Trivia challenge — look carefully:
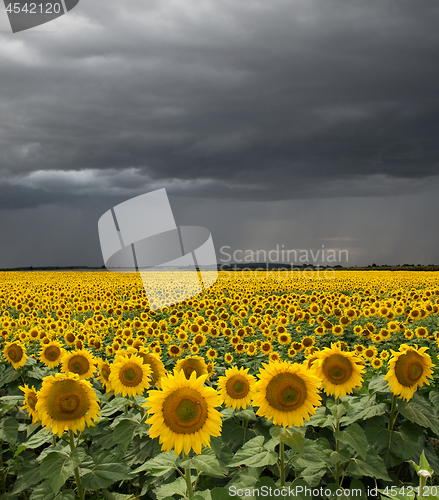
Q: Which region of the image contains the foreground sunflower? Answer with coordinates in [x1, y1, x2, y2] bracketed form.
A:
[3, 341, 27, 369]
[19, 384, 39, 423]
[61, 349, 96, 379]
[109, 354, 151, 397]
[40, 341, 65, 368]
[35, 373, 100, 437]
[383, 344, 433, 401]
[218, 366, 256, 410]
[313, 343, 364, 399]
[175, 356, 208, 380]
[144, 370, 222, 455]
[253, 360, 321, 428]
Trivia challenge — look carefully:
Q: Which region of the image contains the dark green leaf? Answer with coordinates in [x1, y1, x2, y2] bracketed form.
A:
[327, 399, 350, 420]
[12, 460, 43, 494]
[348, 448, 391, 481]
[334, 423, 368, 459]
[40, 448, 86, 494]
[269, 425, 305, 454]
[368, 375, 391, 394]
[81, 452, 132, 491]
[180, 449, 224, 476]
[112, 419, 137, 453]
[24, 428, 54, 449]
[228, 436, 278, 467]
[133, 451, 178, 476]
[156, 476, 189, 500]
[0, 417, 18, 443]
[100, 396, 130, 417]
[398, 394, 439, 436]
[0, 366, 20, 388]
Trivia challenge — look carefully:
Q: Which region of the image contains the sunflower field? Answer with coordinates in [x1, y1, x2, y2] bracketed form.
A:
[1, 270, 439, 500]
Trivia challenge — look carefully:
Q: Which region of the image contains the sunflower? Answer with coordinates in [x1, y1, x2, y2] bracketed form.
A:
[40, 341, 65, 368]
[61, 349, 96, 379]
[19, 384, 39, 423]
[206, 348, 218, 360]
[380, 350, 390, 361]
[168, 345, 182, 358]
[109, 354, 151, 398]
[144, 370, 223, 455]
[3, 341, 27, 369]
[313, 344, 364, 399]
[363, 346, 378, 360]
[224, 353, 234, 364]
[383, 345, 434, 401]
[36, 372, 100, 437]
[333, 325, 344, 336]
[218, 366, 255, 410]
[415, 327, 428, 339]
[135, 350, 168, 388]
[278, 333, 292, 346]
[404, 329, 414, 340]
[372, 358, 383, 369]
[96, 359, 112, 392]
[175, 356, 208, 380]
[300, 337, 314, 350]
[288, 348, 297, 358]
[260, 342, 273, 355]
[253, 360, 321, 428]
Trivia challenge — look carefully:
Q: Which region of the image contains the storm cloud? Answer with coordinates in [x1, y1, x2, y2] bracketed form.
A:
[0, 0, 439, 267]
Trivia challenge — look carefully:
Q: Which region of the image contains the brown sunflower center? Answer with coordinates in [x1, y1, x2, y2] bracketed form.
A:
[266, 372, 307, 412]
[322, 354, 353, 385]
[8, 344, 23, 362]
[120, 362, 144, 387]
[394, 351, 424, 386]
[46, 380, 89, 421]
[181, 360, 204, 379]
[226, 375, 249, 399]
[162, 387, 208, 434]
[68, 355, 90, 375]
[45, 346, 61, 361]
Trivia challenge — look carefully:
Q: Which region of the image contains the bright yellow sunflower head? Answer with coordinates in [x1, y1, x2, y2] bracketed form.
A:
[3, 341, 27, 369]
[109, 354, 151, 398]
[61, 349, 96, 379]
[313, 343, 364, 399]
[383, 345, 434, 401]
[253, 360, 321, 428]
[40, 341, 65, 368]
[218, 366, 256, 410]
[144, 370, 223, 455]
[35, 372, 100, 437]
[175, 356, 208, 380]
[19, 384, 39, 423]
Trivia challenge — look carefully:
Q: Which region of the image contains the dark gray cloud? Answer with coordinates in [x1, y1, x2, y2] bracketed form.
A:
[0, 0, 439, 266]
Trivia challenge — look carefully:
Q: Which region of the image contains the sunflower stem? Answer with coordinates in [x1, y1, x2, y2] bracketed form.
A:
[242, 417, 249, 444]
[185, 466, 194, 499]
[388, 394, 398, 431]
[69, 430, 85, 500]
[279, 440, 286, 487]
[335, 398, 341, 488]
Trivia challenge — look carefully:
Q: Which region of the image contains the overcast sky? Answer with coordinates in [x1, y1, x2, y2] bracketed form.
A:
[1, 0, 439, 268]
